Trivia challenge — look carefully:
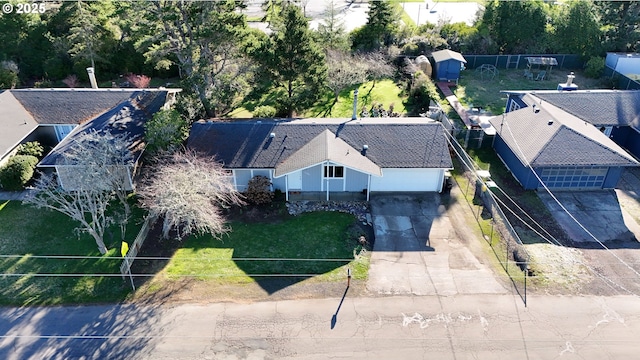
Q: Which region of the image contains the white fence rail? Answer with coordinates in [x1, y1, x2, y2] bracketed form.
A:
[120, 215, 157, 277]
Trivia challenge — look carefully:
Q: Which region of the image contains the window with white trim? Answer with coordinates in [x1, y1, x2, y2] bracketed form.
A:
[323, 165, 344, 178]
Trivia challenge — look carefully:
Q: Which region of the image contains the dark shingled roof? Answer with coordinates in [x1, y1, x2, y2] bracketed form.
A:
[527, 90, 640, 127]
[39, 91, 168, 166]
[10, 89, 139, 125]
[489, 94, 638, 168]
[187, 121, 453, 170]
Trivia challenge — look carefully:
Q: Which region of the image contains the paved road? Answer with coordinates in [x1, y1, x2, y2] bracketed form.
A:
[0, 294, 638, 359]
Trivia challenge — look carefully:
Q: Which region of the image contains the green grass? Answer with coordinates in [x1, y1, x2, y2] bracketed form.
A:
[455, 68, 606, 115]
[0, 201, 146, 306]
[159, 212, 369, 284]
[307, 79, 407, 118]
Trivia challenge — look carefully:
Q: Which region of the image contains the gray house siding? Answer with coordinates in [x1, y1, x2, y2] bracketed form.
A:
[234, 169, 252, 191]
[325, 178, 343, 191]
[272, 176, 286, 191]
[603, 167, 624, 189]
[302, 164, 322, 191]
[345, 168, 369, 192]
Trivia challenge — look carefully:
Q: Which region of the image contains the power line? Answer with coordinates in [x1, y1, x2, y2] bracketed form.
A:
[501, 120, 640, 278]
[442, 128, 639, 296]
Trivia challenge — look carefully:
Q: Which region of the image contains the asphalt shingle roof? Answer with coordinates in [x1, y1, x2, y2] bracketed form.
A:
[489, 94, 638, 167]
[39, 91, 168, 166]
[432, 49, 467, 64]
[187, 120, 453, 171]
[9, 89, 140, 124]
[527, 90, 640, 127]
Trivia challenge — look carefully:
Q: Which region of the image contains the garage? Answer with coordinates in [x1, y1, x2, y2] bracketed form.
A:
[370, 168, 444, 192]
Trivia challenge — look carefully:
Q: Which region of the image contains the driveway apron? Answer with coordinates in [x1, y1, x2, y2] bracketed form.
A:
[366, 193, 507, 296]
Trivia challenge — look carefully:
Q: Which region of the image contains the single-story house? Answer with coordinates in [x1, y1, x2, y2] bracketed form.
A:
[489, 93, 639, 190]
[39, 90, 178, 191]
[0, 88, 178, 167]
[431, 49, 466, 83]
[504, 90, 640, 159]
[187, 118, 453, 200]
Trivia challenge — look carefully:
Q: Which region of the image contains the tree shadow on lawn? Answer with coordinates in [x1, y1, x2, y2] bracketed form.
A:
[133, 203, 373, 296]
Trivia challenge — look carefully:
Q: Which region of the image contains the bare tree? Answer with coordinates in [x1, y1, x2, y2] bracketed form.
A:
[25, 174, 114, 254]
[363, 52, 395, 87]
[326, 50, 368, 104]
[24, 130, 135, 255]
[137, 151, 244, 239]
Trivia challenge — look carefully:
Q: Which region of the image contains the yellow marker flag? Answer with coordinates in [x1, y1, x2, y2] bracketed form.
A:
[121, 241, 129, 257]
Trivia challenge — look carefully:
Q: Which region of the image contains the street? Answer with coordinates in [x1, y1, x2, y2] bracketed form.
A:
[1, 294, 637, 359]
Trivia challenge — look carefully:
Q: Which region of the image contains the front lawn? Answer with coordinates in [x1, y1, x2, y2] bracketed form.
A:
[144, 211, 370, 293]
[0, 201, 145, 306]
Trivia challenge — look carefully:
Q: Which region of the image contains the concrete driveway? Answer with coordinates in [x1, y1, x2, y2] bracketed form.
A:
[538, 190, 639, 243]
[366, 193, 507, 296]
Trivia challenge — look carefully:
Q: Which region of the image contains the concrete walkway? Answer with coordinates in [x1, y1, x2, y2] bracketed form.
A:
[366, 193, 507, 296]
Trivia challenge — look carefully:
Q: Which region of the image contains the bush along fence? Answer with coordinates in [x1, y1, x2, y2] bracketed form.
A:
[448, 137, 530, 306]
[464, 54, 583, 70]
[603, 66, 640, 90]
[120, 214, 157, 290]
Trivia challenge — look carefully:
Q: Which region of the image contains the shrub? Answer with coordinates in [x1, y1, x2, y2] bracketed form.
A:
[144, 109, 189, 155]
[0, 155, 38, 190]
[16, 142, 44, 158]
[252, 105, 277, 118]
[584, 56, 605, 79]
[244, 175, 273, 205]
[407, 72, 440, 115]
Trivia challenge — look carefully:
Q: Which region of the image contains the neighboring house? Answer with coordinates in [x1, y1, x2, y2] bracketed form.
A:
[38, 90, 179, 191]
[505, 90, 640, 159]
[187, 118, 453, 201]
[0, 88, 179, 166]
[489, 93, 639, 190]
[431, 49, 466, 83]
[605, 52, 640, 77]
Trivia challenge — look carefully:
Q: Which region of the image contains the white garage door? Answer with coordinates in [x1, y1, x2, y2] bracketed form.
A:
[370, 168, 443, 192]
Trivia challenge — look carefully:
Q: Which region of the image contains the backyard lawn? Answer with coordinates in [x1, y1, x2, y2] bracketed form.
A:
[454, 68, 606, 115]
[232, 78, 407, 119]
[0, 200, 146, 306]
[142, 211, 370, 294]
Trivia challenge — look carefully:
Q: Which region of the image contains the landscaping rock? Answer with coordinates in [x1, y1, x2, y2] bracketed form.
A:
[286, 200, 371, 224]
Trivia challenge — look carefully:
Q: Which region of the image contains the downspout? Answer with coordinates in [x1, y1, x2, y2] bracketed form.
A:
[285, 174, 289, 201]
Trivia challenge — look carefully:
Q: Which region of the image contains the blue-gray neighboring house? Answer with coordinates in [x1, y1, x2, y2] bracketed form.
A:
[504, 90, 640, 159]
[39, 90, 180, 191]
[489, 93, 639, 190]
[431, 49, 466, 83]
[187, 118, 453, 201]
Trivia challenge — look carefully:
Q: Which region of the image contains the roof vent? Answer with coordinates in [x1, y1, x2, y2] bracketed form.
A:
[547, 120, 554, 125]
[269, 132, 275, 138]
[256, 120, 262, 124]
[363, 144, 369, 150]
[532, 104, 540, 113]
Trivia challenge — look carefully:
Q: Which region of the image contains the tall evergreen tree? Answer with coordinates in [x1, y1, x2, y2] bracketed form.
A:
[135, 0, 251, 118]
[253, 4, 326, 117]
[316, 0, 349, 51]
[555, 0, 601, 57]
[596, 1, 640, 52]
[479, 0, 548, 53]
[351, 0, 398, 51]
